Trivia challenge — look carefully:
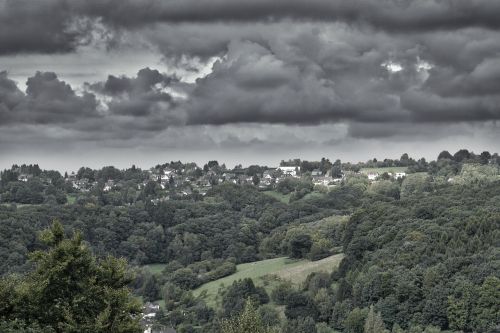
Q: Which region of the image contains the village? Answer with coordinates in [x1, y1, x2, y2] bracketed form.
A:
[59, 162, 406, 203]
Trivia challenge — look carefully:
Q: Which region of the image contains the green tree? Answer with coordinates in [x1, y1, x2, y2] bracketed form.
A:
[141, 272, 160, 302]
[345, 308, 368, 333]
[331, 159, 343, 178]
[221, 278, 269, 317]
[447, 280, 477, 332]
[252, 174, 260, 186]
[284, 291, 318, 320]
[289, 233, 312, 259]
[316, 322, 335, 333]
[364, 305, 387, 333]
[0, 319, 55, 333]
[0, 221, 141, 333]
[437, 151, 453, 160]
[473, 276, 500, 332]
[257, 304, 281, 328]
[270, 281, 294, 305]
[220, 299, 277, 333]
[282, 316, 317, 333]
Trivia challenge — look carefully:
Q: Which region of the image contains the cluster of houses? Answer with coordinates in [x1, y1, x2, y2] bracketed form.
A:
[66, 172, 93, 191]
[10, 162, 408, 203]
[366, 171, 407, 181]
[142, 303, 176, 333]
[146, 166, 298, 193]
[17, 174, 31, 182]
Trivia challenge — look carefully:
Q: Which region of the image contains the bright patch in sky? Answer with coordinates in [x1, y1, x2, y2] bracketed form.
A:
[416, 59, 432, 72]
[382, 61, 403, 73]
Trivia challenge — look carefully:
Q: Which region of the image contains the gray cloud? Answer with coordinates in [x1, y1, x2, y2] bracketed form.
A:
[0, 69, 183, 135]
[162, 22, 499, 129]
[92, 67, 173, 96]
[0, 71, 24, 111]
[1, 0, 500, 147]
[76, 0, 500, 32]
[3, 122, 500, 172]
[89, 67, 178, 119]
[0, 0, 94, 55]
[0, 71, 99, 125]
[2, 0, 500, 56]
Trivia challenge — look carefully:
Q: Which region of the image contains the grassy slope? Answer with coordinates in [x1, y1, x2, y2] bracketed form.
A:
[66, 195, 76, 204]
[274, 254, 343, 281]
[193, 254, 344, 307]
[144, 263, 167, 275]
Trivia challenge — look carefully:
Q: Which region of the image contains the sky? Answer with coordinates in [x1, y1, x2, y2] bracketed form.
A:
[1, 0, 500, 172]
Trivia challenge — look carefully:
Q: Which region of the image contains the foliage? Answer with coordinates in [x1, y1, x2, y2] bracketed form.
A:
[221, 278, 269, 317]
[0, 221, 141, 333]
[282, 316, 317, 333]
[364, 305, 388, 333]
[220, 299, 278, 333]
[1, 151, 500, 331]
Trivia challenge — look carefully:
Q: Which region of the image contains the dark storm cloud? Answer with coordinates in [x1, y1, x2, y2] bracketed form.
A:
[89, 68, 180, 119]
[0, 71, 99, 125]
[2, 0, 500, 142]
[3, 0, 500, 55]
[76, 0, 500, 32]
[401, 90, 500, 123]
[0, 0, 94, 55]
[182, 33, 411, 125]
[92, 67, 173, 96]
[423, 57, 500, 97]
[171, 22, 500, 130]
[0, 71, 24, 110]
[0, 69, 182, 134]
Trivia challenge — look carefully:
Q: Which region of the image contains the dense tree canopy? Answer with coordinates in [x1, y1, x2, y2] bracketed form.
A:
[0, 152, 499, 332]
[0, 221, 141, 333]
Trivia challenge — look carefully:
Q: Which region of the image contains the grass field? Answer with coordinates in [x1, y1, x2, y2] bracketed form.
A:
[273, 254, 343, 282]
[66, 195, 76, 204]
[144, 263, 167, 275]
[302, 191, 326, 201]
[193, 254, 343, 307]
[304, 214, 350, 229]
[360, 166, 407, 174]
[262, 190, 291, 204]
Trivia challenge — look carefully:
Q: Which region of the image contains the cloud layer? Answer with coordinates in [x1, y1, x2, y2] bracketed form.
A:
[1, 0, 500, 164]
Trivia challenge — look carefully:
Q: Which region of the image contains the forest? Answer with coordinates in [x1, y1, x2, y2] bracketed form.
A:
[0, 149, 499, 332]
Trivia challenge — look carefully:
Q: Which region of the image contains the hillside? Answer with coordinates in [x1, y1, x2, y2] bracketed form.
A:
[193, 254, 343, 306]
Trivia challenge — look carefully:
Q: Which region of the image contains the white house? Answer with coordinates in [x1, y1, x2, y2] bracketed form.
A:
[311, 169, 322, 177]
[312, 176, 332, 187]
[395, 172, 406, 179]
[367, 172, 379, 181]
[164, 169, 174, 176]
[18, 174, 30, 182]
[103, 180, 114, 192]
[262, 170, 274, 179]
[278, 166, 300, 177]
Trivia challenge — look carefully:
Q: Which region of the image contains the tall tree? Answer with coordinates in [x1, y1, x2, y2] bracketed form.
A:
[437, 151, 453, 160]
[220, 299, 277, 333]
[364, 305, 387, 333]
[0, 221, 142, 333]
[331, 159, 343, 178]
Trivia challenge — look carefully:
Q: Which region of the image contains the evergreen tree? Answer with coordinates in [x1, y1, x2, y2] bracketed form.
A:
[0, 221, 142, 333]
[364, 305, 387, 333]
[220, 299, 277, 333]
